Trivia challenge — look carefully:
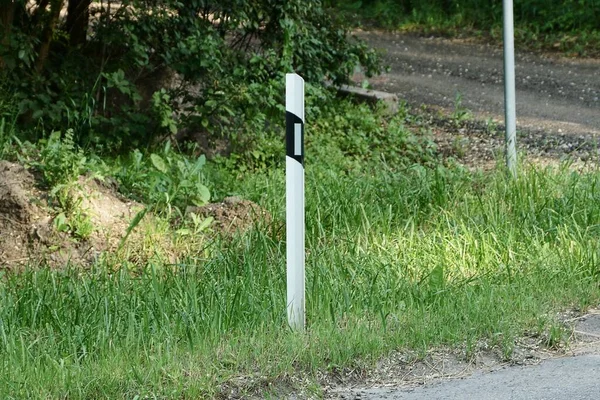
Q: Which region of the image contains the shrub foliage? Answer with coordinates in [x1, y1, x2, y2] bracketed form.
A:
[326, 0, 600, 33]
[0, 0, 380, 150]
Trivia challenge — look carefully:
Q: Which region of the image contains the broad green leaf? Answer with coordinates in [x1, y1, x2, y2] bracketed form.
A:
[193, 184, 210, 205]
[196, 216, 214, 232]
[177, 160, 187, 175]
[150, 153, 168, 174]
[53, 212, 69, 233]
[196, 154, 206, 169]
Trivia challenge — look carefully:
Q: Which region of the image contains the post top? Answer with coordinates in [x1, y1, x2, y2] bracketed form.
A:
[286, 74, 305, 122]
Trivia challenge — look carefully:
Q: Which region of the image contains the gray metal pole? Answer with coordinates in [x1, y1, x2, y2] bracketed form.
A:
[503, 0, 517, 177]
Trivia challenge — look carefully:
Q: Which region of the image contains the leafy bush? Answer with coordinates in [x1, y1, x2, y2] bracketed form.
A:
[307, 100, 438, 174]
[213, 91, 438, 183]
[328, 0, 600, 33]
[0, 0, 381, 151]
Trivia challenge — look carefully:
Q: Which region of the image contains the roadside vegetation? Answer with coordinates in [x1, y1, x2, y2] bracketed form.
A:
[327, 0, 600, 57]
[1, 1, 600, 398]
[2, 91, 600, 397]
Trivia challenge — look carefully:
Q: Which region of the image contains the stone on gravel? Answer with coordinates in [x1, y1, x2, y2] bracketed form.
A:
[337, 84, 399, 115]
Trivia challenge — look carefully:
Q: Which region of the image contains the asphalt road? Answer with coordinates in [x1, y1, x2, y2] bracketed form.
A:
[347, 354, 600, 400]
[329, 311, 600, 399]
[355, 31, 600, 139]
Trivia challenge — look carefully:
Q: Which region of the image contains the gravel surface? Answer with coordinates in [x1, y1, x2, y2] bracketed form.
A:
[353, 31, 600, 167]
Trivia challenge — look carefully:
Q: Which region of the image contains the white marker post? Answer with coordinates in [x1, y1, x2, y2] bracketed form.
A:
[286, 73, 305, 332]
[503, 0, 517, 177]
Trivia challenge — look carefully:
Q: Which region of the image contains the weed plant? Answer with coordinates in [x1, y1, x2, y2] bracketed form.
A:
[0, 88, 18, 159]
[1, 101, 600, 397]
[0, 118, 15, 160]
[113, 142, 211, 212]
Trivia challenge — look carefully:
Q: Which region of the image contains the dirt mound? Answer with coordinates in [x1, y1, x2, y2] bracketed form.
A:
[0, 160, 144, 268]
[0, 161, 272, 268]
[0, 161, 46, 266]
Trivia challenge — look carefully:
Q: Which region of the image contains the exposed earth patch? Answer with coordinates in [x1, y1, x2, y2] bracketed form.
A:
[0, 160, 268, 268]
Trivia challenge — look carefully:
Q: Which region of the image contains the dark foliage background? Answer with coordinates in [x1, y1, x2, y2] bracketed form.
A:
[0, 0, 381, 150]
[326, 0, 600, 32]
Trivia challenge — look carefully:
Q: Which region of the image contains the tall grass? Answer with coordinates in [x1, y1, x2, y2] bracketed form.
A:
[1, 98, 599, 397]
[1, 158, 600, 397]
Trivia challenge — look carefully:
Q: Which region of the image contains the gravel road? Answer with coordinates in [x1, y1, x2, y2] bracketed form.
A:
[354, 31, 600, 165]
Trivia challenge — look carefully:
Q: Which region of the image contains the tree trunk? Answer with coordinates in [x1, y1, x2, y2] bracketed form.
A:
[66, 0, 90, 47]
[35, 0, 64, 74]
[0, 1, 16, 37]
[0, 0, 17, 70]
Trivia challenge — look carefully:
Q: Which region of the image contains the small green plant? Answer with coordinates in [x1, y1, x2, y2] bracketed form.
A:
[452, 136, 469, 158]
[151, 89, 178, 135]
[0, 87, 19, 159]
[16, 129, 95, 241]
[52, 208, 94, 240]
[0, 118, 15, 160]
[115, 143, 211, 213]
[545, 323, 567, 349]
[34, 129, 87, 187]
[48, 180, 94, 241]
[484, 117, 499, 135]
[175, 212, 214, 238]
[451, 92, 472, 124]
